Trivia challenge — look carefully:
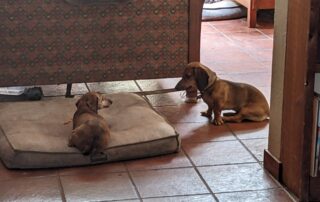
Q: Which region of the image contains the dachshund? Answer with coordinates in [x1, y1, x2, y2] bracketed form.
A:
[175, 62, 270, 125]
[68, 92, 112, 155]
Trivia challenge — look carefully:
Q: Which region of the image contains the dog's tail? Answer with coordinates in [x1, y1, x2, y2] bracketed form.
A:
[70, 125, 95, 155]
[85, 119, 108, 154]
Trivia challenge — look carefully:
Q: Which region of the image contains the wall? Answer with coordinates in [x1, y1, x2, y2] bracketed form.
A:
[268, 0, 288, 159]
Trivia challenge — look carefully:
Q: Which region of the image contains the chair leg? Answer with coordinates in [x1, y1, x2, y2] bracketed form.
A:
[65, 83, 74, 98]
[248, 8, 257, 28]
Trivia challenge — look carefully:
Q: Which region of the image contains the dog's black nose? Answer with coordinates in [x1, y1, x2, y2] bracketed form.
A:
[108, 99, 113, 104]
[175, 82, 182, 91]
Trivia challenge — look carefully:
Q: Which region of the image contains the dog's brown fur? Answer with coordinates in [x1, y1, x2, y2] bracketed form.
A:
[175, 62, 270, 125]
[68, 92, 112, 155]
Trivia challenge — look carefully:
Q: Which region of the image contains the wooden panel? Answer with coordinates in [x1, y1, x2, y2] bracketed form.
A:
[234, 0, 275, 28]
[264, 149, 282, 181]
[308, 0, 320, 200]
[280, 0, 320, 200]
[310, 177, 320, 201]
[234, 0, 275, 9]
[234, 0, 250, 8]
[266, 0, 320, 200]
[256, 0, 275, 9]
[188, 0, 204, 62]
[280, 0, 312, 200]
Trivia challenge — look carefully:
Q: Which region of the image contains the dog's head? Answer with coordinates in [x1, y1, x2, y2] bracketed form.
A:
[175, 62, 217, 92]
[76, 92, 112, 112]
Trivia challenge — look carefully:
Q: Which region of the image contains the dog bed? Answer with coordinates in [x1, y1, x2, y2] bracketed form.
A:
[0, 93, 180, 169]
[202, 0, 247, 21]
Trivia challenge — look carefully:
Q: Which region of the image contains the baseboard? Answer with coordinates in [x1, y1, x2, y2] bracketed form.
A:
[264, 149, 283, 181]
[309, 177, 320, 201]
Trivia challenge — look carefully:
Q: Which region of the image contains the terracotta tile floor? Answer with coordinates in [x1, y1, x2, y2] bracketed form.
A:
[0, 15, 296, 202]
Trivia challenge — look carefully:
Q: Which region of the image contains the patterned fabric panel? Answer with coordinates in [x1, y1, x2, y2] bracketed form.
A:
[0, 0, 189, 86]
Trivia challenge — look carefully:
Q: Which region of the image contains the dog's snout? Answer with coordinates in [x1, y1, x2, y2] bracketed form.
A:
[174, 83, 180, 90]
[108, 99, 113, 105]
[175, 79, 185, 91]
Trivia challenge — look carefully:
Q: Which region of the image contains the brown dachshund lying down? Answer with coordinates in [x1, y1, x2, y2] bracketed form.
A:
[175, 62, 270, 125]
[68, 92, 112, 155]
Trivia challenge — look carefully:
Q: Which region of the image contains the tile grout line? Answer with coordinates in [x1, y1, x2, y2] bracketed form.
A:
[196, 162, 257, 168]
[124, 164, 143, 202]
[207, 23, 234, 43]
[213, 187, 281, 195]
[57, 173, 67, 202]
[94, 198, 139, 202]
[138, 193, 214, 201]
[207, 21, 270, 43]
[182, 137, 268, 144]
[206, 22, 273, 65]
[105, 193, 214, 202]
[0, 174, 68, 201]
[262, 172, 297, 201]
[107, 162, 259, 174]
[225, 124, 264, 164]
[57, 170, 128, 178]
[261, 166, 291, 190]
[225, 124, 289, 192]
[180, 146, 220, 202]
[256, 28, 274, 40]
[58, 170, 141, 202]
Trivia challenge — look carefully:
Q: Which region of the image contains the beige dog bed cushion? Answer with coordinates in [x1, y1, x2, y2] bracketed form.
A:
[0, 93, 180, 169]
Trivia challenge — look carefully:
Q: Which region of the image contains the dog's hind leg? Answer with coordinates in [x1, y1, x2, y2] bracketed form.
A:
[222, 113, 243, 123]
[243, 108, 269, 122]
[224, 106, 268, 123]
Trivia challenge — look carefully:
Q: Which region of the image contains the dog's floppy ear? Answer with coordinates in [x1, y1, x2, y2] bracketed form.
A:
[75, 99, 80, 107]
[194, 67, 209, 91]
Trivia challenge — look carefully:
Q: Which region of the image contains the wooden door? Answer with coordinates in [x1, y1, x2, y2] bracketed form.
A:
[264, 0, 320, 201]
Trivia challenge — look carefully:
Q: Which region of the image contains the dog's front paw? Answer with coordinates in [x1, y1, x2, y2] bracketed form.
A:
[201, 111, 212, 118]
[213, 117, 224, 125]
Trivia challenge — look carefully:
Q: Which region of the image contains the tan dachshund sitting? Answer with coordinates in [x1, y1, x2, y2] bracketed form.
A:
[175, 62, 270, 125]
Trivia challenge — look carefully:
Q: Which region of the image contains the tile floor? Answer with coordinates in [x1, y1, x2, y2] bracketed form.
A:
[0, 14, 296, 202]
